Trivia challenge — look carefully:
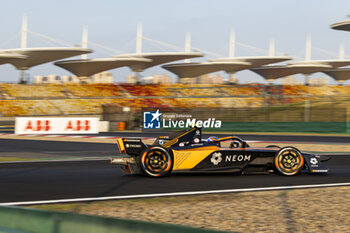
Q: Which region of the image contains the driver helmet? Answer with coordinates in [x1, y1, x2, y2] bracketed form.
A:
[206, 136, 219, 143]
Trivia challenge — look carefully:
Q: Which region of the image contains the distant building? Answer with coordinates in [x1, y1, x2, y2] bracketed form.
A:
[62, 75, 80, 83]
[281, 76, 302, 85]
[212, 74, 224, 84]
[198, 74, 225, 84]
[33, 71, 113, 84]
[179, 78, 196, 84]
[34, 75, 80, 84]
[154, 74, 172, 84]
[127, 75, 138, 84]
[142, 76, 154, 84]
[34, 75, 61, 84]
[228, 74, 238, 84]
[309, 77, 329, 86]
[198, 74, 210, 84]
[139, 74, 172, 84]
[177, 74, 224, 84]
[91, 71, 113, 83]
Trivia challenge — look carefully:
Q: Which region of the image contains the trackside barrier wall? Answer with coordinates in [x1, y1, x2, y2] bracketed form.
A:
[170, 122, 348, 133]
[216, 122, 348, 134]
[0, 206, 228, 233]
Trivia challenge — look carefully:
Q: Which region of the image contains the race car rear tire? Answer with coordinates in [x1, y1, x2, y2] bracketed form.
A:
[274, 147, 304, 176]
[139, 147, 173, 177]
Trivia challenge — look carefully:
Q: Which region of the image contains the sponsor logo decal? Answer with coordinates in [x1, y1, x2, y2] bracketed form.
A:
[211, 152, 222, 165]
[312, 169, 328, 173]
[25, 120, 92, 132]
[191, 143, 203, 146]
[125, 144, 142, 148]
[310, 158, 318, 165]
[24, 120, 50, 132]
[16, 117, 99, 134]
[225, 154, 251, 162]
[65, 120, 91, 131]
[310, 157, 319, 167]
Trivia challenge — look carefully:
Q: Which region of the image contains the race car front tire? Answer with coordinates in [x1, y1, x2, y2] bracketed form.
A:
[139, 147, 173, 177]
[274, 147, 304, 176]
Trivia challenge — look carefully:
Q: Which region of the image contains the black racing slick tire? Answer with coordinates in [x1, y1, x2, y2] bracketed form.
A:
[139, 147, 173, 177]
[274, 147, 304, 176]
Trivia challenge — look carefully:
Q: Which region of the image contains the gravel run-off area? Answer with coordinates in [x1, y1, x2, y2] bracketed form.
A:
[33, 186, 350, 233]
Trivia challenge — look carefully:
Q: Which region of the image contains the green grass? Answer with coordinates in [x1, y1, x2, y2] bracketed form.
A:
[0, 157, 36, 162]
[32, 203, 85, 213]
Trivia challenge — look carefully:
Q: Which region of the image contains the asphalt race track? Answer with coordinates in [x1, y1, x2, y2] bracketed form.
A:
[0, 133, 349, 204]
[0, 138, 116, 159]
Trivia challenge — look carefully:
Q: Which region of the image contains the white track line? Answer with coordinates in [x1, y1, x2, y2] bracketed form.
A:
[1, 182, 350, 206]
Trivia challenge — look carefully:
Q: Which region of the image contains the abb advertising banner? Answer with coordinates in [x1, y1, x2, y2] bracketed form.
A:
[15, 117, 99, 134]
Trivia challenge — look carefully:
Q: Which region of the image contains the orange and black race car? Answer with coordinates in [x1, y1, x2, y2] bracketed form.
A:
[111, 127, 329, 177]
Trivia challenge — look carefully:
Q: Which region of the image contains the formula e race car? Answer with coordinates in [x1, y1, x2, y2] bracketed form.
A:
[111, 127, 329, 177]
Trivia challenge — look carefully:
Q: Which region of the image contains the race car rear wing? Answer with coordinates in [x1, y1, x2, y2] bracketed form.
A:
[116, 138, 148, 156]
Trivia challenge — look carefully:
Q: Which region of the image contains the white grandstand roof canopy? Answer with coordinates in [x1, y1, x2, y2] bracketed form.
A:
[323, 68, 350, 81]
[289, 59, 350, 69]
[251, 63, 331, 80]
[0, 47, 92, 70]
[55, 57, 152, 77]
[113, 52, 203, 72]
[162, 61, 250, 78]
[331, 18, 350, 31]
[0, 53, 27, 65]
[208, 56, 292, 71]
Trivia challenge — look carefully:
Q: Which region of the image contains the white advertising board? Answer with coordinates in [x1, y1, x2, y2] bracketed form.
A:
[15, 117, 99, 134]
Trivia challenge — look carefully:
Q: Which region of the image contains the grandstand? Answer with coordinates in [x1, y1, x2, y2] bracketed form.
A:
[0, 83, 349, 117]
[63, 84, 125, 97]
[0, 84, 66, 98]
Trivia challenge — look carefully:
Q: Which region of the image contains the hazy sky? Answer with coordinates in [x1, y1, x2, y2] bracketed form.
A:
[0, 0, 350, 84]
